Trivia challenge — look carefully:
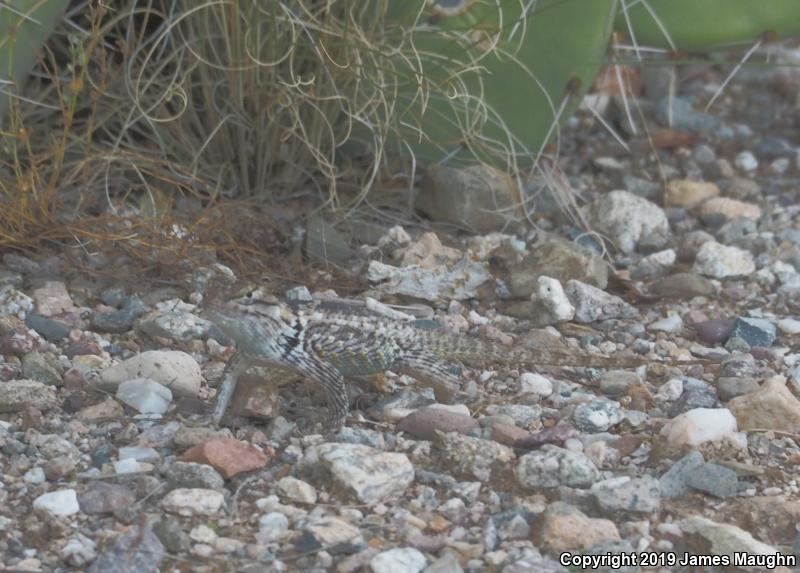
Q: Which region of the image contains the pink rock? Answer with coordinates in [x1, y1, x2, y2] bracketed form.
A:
[182, 438, 270, 479]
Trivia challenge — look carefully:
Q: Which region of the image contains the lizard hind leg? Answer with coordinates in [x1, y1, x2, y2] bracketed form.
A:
[290, 356, 349, 435]
[394, 351, 465, 404]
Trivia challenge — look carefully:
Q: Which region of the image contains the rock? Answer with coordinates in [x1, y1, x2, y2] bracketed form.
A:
[302, 443, 414, 504]
[777, 317, 800, 335]
[678, 230, 716, 261]
[648, 314, 683, 333]
[0, 285, 34, 318]
[78, 482, 136, 514]
[599, 371, 641, 397]
[258, 512, 290, 543]
[139, 310, 212, 341]
[518, 372, 553, 397]
[660, 408, 739, 448]
[276, 477, 317, 504]
[659, 451, 706, 498]
[164, 461, 225, 490]
[115, 378, 172, 415]
[367, 258, 491, 302]
[668, 378, 718, 417]
[506, 238, 608, 296]
[160, 488, 225, 516]
[91, 296, 148, 333]
[685, 462, 739, 498]
[181, 438, 270, 479]
[0, 379, 58, 412]
[530, 276, 575, 323]
[423, 553, 464, 573]
[727, 376, 800, 433]
[370, 547, 427, 573]
[397, 407, 479, 440]
[535, 502, 621, 553]
[77, 398, 125, 423]
[304, 516, 363, 546]
[399, 232, 462, 268]
[61, 534, 97, 568]
[515, 445, 600, 490]
[21, 351, 62, 386]
[591, 475, 661, 514]
[88, 521, 165, 573]
[33, 489, 80, 517]
[434, 432, 515, 482]
[100, 350, 202, 398]
[583, 190, 670, 253]
[415, 164, 522, 233]
[565, 280, 638, 323]
[699, 197, 762, 225]
[734, 150, 759, 172]
[32, 281, 75, 316]
[693, 242, 755, 279]
[484, 404, 541, 427]
[572, 398, 624, 432]
[719, 352, 757, 378]
[630, 249, 676, 280]
[649, 272, 714, 298]
[25, 314, 72, 342]
[716, 377, 760, 402]
[681, 515, 780, 563]
[694, 318, 736, 345]
[665, 179, 720, 208]
[693, 143, 716, 164]
[729, 317, 777, 347]
[716, 217, 758, 245]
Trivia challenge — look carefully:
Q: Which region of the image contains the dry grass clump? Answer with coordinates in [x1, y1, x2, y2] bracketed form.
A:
[1, 0, 525, 265]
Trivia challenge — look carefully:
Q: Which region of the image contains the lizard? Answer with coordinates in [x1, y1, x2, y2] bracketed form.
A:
[202, 288, 707, 433]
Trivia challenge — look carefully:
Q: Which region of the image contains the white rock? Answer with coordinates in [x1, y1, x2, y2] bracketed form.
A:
[565, 280, 638, 323]
[113, 458, 141, 474]
[32, 281, 75, 316]
[534, 276, 574, 322]
[648, 315, 683, 333]
[693, 242, 755, 279]
[161, 488, 225, 516]
[660, 408, 739, 448]
[583, 190, 670, 253]
[301, 443, 414, 504]
[115, 378, 172, 414]
[370, 547, 427, 573]
[367, 258, 491, 302]
[23, 467, 46, 484]
[33, 489, 80, 517]
[100, 350, 201, 398]
[305, 516, 363, 546]
[258, 512, 290, 542]
[734, 150, 758, 172]
[778, 318, 800, 335]
[190, 524, 217, 544]
[277, 477, 317, 504]
[61, 534, 97, 567]
[518, 372, 553, 398]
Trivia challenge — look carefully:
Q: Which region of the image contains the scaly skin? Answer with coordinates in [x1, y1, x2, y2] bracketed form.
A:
[204, 290, 703, 432]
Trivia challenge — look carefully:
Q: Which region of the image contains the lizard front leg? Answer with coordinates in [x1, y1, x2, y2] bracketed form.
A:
[289, 355, 349, 434]
[212, 352, 249, 424]
[394, 350, 465, 404]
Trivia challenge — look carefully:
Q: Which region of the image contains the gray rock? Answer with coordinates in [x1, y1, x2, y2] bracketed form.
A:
[591, 475, 661, 514]
[91, 295, 148, 334]
[415, 164, 521, 233]
[21, 351, 63, 386]
[693, 242, 755, 279]
[371, 547, 427, 573]
[138, 311, 211, 341]
[659, 451, 705, 498]
[434, 432, 515, 483]
[152, 517, 190, 554]
[685, 462, 739, 498]
[729, 317, 777, 348]
[716, 377, 760, 401]
[484, 404, 542, 427]
[565, 280, 639, 323]
[88, 521, 165, 573]
[668, 379, 718, 417]
[78, 482, 137, 514]
[573, 398, 625, 432]
[397, 407, 479, 440]
[516, 445, 600, 490]
[25, 314, 71, 342]
[599, 371, 640, 397]
[163, 461, 225, 490]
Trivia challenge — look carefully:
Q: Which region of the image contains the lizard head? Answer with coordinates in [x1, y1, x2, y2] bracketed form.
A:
[203, 287, 295, 360]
